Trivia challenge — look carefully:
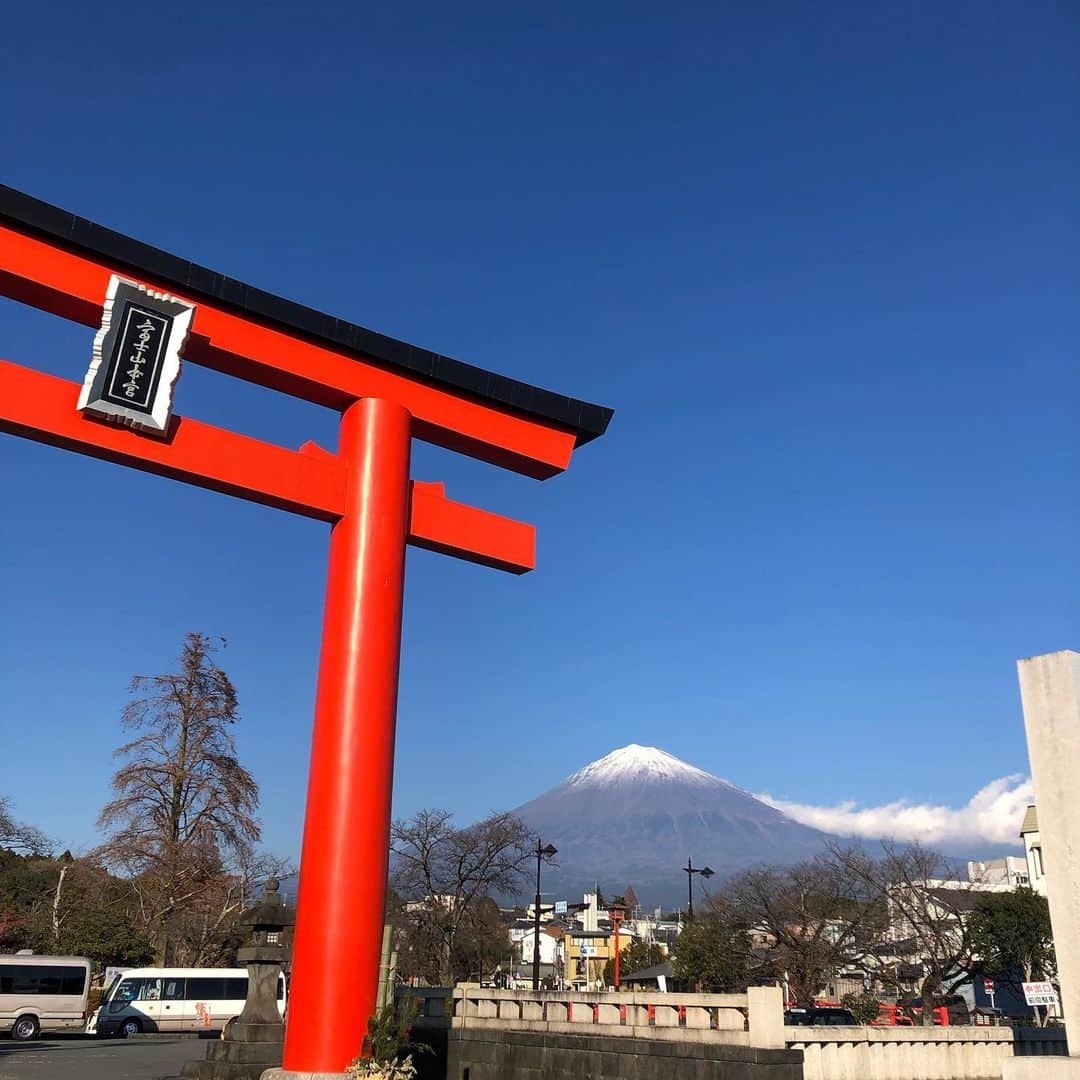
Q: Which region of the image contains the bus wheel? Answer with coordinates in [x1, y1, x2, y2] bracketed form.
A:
[11, 1015, 40, 1041]
[120, 1018, 141, 1038]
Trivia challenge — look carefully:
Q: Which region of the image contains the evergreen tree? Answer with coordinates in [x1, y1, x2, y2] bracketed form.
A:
[672, 906, 751, 992]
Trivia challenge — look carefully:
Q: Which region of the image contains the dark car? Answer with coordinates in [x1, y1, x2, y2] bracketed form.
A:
[785, 1007, 859, 1026]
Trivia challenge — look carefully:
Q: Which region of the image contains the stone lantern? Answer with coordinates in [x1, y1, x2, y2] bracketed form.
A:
[182, 878, 295, 1080]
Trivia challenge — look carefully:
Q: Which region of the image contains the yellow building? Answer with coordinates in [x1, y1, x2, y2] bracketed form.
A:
[564, 929, 634, 990]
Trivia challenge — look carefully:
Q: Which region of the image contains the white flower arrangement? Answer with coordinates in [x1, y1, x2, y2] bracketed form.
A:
[345, 1054, 418, 1079]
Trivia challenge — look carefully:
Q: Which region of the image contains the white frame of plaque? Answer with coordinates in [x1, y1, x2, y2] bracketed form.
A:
[77, 275, 195, 436]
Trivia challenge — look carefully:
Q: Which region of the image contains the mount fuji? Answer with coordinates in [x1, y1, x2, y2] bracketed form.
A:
[510, 745, 839, 908]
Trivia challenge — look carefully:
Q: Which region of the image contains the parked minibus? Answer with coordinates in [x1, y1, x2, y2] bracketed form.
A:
[88, 967, 286, 1037]
[0, 953, 93, 1040]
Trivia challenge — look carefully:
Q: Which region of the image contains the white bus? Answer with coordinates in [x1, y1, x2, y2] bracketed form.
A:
[0, 954, 93, 1041]
[89, 967, 286, 1037]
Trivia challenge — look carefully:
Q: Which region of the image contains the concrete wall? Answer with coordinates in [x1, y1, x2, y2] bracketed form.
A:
[1013, 1027, 1069, 1057]
[445, 1028, 803, 1080]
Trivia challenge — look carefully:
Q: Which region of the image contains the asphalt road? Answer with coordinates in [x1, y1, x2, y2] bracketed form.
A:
[0, 1035, 215, 1080]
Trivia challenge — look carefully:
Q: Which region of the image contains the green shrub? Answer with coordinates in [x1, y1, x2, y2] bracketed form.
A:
[346, 1003, 431, 1078]
[841, 991, 882, 1024]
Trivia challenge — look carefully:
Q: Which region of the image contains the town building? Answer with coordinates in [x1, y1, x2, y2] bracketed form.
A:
[966, 855, 1030, 889]
[509, 923, 564, 988]
[1020, 805, 1047, 897]
[563, 927, 635, 990]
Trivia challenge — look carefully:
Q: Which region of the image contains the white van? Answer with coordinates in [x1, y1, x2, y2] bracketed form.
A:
[89, 967, 286, 1037]
[0, 953, 93, 1040]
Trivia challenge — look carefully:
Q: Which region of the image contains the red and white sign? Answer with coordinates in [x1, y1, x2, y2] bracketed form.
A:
[984, 978, 994, 994]
[1022, 981, 1058, 1007]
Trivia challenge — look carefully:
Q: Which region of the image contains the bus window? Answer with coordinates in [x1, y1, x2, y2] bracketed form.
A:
[110, 978, 142, 1006]
[163, 978, 186, 1001]
[187, 977, 228, 1000]
[0, 964, 87, 995]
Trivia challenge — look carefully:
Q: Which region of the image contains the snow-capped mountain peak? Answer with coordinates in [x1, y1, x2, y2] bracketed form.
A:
[565, 744, 727, 789]
[511, 743, 836, 905]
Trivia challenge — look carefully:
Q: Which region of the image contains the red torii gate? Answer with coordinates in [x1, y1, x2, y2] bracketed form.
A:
[0, 186, 611, 1074]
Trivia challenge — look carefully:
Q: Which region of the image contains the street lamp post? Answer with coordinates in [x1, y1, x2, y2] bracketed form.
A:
[532, 840, 558, 991]
[682, 857, 714, 918]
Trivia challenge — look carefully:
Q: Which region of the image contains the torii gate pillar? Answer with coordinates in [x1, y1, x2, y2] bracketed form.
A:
[285, 398, 412, 1072]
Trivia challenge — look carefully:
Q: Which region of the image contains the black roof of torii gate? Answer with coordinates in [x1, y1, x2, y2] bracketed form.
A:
[0, 184, 613, 447]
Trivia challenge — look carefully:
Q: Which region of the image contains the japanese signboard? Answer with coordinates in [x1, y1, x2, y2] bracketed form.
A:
[79, 275, 194, 435]
[1022, 981, 1058, 1007]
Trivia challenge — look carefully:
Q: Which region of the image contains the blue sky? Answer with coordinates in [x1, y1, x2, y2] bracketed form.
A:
[0, 2, 1076, 861]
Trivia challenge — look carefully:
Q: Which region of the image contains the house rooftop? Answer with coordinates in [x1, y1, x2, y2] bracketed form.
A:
[623, 962, 673, 984]
[1021, 805, 1039, 837]
[927, 887, 984, 913]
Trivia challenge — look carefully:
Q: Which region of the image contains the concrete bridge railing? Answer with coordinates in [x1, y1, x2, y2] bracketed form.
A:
[788, 1027, 1013, 1080]
[786, 1025, 1067, 1080]
[402, 984, 785, 1047]
[402, 986, 1068, 1080]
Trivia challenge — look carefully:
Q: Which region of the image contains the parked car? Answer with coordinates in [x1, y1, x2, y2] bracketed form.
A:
[785, 1006, 858, 1026]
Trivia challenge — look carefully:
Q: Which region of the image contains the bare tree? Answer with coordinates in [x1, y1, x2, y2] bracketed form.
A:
[452, 895, 511, 985]
[391, 809, 533, 984]
[51, 852, 73, 945]
[833, 842, 974, 1025]
[723, 854, 885, 1007]
[0, 797, 51, 856]
[97, 632, 258, 858]
[95, 632, 263, 964]
[157, 848, 293, 966]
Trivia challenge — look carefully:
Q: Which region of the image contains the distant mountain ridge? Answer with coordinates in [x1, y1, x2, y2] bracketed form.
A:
[510, 745, 841, 908]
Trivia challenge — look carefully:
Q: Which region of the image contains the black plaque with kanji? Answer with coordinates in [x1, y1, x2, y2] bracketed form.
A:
[98, 302, 172, 415]
[78, 276, 195, 436]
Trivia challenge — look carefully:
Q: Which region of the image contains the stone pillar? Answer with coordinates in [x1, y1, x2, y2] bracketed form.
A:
[1003, 651, 1080, 1080]
[748, 985, 785, 1049]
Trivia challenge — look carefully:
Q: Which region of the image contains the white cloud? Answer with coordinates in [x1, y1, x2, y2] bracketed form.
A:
[756, 774, 1034, 848]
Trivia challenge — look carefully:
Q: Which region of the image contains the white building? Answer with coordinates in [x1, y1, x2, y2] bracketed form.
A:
[966, 855, 1030, 889]
[1020, 805, 1047, 897]
[510, 925, 562, 970]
